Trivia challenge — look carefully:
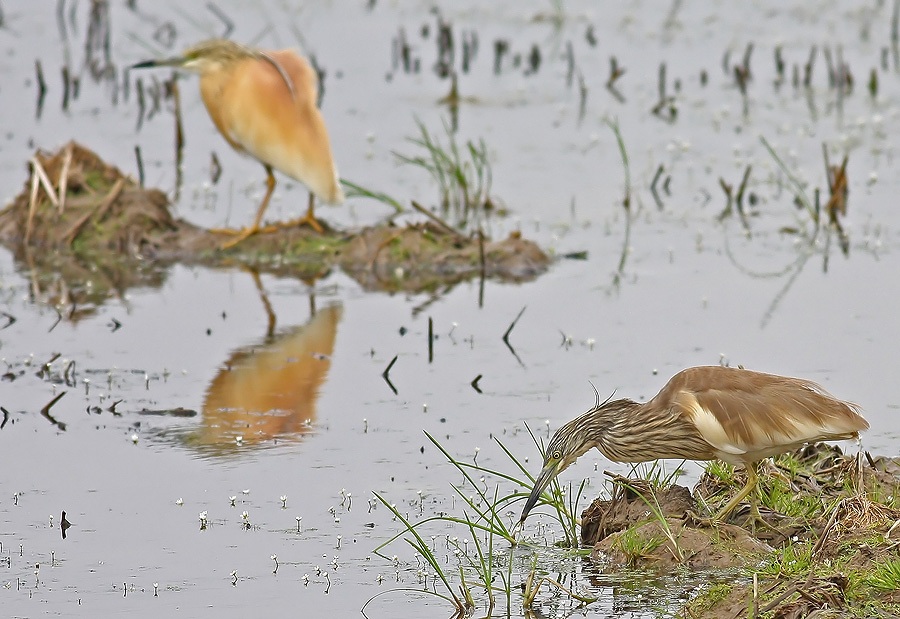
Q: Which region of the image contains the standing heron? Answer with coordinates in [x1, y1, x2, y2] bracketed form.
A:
[132, 39, 344, 247]
[519, 366, 868, 527]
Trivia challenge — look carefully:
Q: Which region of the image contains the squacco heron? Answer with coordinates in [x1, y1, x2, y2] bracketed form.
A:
[133, 39, 344, 246]
[519, 366, 868, 527]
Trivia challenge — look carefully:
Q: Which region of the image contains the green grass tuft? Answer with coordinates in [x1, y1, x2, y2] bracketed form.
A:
[393, 117, 495, 228]
[756, 541, 814, 579]
[686, 582, 733, 615]
[613, 526, 665, 567]
[867, 558, 900, 591]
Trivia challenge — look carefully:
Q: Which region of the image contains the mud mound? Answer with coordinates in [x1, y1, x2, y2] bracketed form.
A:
[0, 142, 175, 252]
[340, 226, 548, 292]
[581, 476, 695, 545]
[582, 475, 770, 570]
[593, 518, 771, 570]
[0, 142, 552, 315]
[579, 446, 900, 618]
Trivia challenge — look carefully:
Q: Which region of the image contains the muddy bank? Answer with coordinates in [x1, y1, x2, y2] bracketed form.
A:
[0, 142, 550, 315]
[579, 446, 900, 617]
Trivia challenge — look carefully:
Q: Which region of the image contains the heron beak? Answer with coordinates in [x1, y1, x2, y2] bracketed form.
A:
[519, 460, 560, 524]
[131, 56, 185, 70]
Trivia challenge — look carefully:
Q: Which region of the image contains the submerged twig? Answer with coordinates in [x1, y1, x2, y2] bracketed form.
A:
[735, 164, 752, 210]
[410, 200, 467, 243]
[523, 572, 596, 609]
[606, 56, 625, 95]
[171, 76, 184, 201]
[502, 306, 526, 350]
[822, 145, 850, 255]
[501, 306, 526, 367]
[651, 63, 676, 122]
[0, 311, 16, 329]
[605, 118, 633, 281]
[40, 391, 67, 431]
[650, 164, 664, 210]
[35, 60, 47, 118]
[427, 316, 434, 363]
[382, 355, 398, 395]
[719, 164, 753, 233]
[25, 170, 40, 245]
[803, 46, 817, 87]
[134, 145, 144, 187]
[605, 118, 631, 208]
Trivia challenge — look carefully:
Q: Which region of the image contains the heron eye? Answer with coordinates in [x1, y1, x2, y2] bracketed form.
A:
[551, 450, 562, 460]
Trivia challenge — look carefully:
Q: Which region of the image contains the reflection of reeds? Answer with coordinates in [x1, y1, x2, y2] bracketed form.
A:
[370, 494, 470, 615]
[373, 429, 595, 614]
[760, 137, 851, 252]
[605, 118, 633, 285]
[717, 165, 752, 232]
[760, 136, 817, 227]
[722, 138, 854, 326]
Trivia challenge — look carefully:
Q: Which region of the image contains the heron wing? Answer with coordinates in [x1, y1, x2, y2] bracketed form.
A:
[201, 50, 343, 204]
[660, 366, 867, 462]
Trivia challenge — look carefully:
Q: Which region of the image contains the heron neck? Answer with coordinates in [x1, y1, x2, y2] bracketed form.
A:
[591, 398, 642, 426]
[592, 398, 662, 462]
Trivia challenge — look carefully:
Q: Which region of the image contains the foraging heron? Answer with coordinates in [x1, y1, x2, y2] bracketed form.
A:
[519, 366, 868, 526]
[133, 39, 343, 247]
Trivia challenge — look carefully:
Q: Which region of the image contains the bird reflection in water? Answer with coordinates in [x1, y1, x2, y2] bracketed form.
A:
[184, 278, 341, 455]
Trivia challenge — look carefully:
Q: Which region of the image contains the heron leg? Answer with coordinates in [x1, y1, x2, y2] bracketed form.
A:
[743, 474, 768, 533]
[281, 193, 324, 234]
[714, 464, 781, 535]
[249, 165, 277, 232]
[743, 468, 783, 535]
[714, 463, 758, 522]
[218, 165, 278, 249]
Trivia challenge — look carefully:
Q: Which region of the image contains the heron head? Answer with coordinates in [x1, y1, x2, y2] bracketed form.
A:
[518, 414, 598, 524]
[132, 39, 250, 74]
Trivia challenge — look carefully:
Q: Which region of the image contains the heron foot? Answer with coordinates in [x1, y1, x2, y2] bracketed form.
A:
[281, 212, 325, 234]
[210, 225, 278, 236]
[221, 227, 256, 249]
[683, 509, 719, 529]
[213, 224, 283, 249]
[737, 507, 782, 538]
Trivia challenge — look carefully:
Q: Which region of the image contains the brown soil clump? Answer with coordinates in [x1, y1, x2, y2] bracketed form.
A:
[581, 475, 695, 545]
[582, 475, 771, 570]
[593, 518, 772, 570]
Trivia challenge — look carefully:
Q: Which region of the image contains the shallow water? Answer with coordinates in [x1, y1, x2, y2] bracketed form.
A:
[1, 1, 899, 617]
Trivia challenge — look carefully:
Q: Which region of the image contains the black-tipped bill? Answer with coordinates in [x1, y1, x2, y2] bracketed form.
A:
[130, 57, 183, 71]
[519, 461, 559, 524]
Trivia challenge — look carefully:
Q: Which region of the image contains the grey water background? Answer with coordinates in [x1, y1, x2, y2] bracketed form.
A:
[0, 1, 898, 616]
